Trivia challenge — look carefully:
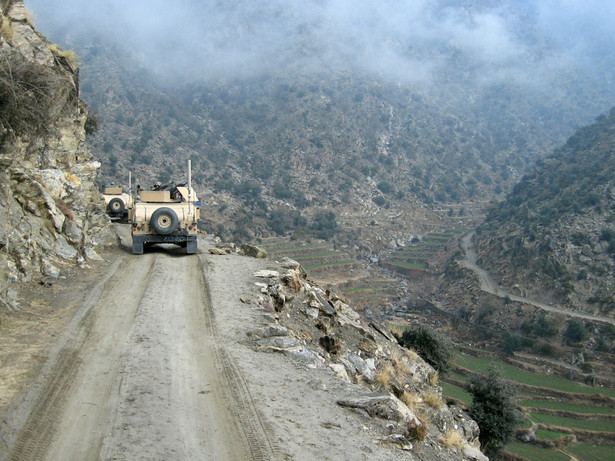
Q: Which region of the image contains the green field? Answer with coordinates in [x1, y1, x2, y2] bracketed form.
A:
[258, 238, 357, 274]
[380, 230, 462, 274]
[566, 443, 615, 460]
[520, 399, 615, 415]
[454, 352, 615, 398]
[293, 251, 346, 259]
[440, 381, 472, 404]
[506, 441, 570, 461]
[386, 260, 429, 270]
[530, 413, 615, 433]
[303, 260, 356, 270]
[534, 428, 570, 440]
[439, 350, 615, 460]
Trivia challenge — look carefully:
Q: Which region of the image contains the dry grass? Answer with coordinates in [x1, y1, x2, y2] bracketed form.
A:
[401, 390, 421, 410]
[48, 44, 79, 68]
[429, 370, 439, 386]
[375, 364, 394, 388]
[0, 48, 72, 135]
[405, 420, 427, 441]
[423, 392, 443, 409]
[405, 348, 419, 361]
[440, 428, 465, 449]
[24, 7, 34, 25]
[391, 349, 412, 379]
[387, 323, 405, 338]
[405, 411, 430, 441]
[1, 16, 13, 40]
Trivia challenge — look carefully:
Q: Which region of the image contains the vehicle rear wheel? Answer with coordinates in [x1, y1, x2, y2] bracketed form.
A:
[150, 207, 179, 235]
[108, 198, 125, 214]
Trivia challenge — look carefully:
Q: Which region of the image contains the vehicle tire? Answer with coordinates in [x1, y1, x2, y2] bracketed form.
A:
[108, 198, 125, 214]
[150, 207, 179, 235]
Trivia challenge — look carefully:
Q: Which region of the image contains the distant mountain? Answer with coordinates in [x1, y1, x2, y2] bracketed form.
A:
[475, 109, 615, 316]
[25, 0, 615, 246]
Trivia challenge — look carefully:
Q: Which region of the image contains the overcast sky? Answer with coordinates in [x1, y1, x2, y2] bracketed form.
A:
[24, 0, 615, 87]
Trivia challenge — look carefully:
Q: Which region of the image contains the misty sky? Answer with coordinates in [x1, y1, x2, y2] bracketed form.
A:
[24, 0, 615, 86]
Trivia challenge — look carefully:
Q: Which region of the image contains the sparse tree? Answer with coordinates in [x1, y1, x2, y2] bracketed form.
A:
[468, 368, 518, 457]
[564, 318, 588, 345]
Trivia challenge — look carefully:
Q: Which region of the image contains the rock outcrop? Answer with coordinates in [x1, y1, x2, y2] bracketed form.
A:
[245, 255, 486, 460]
[0, 1, 113, 310]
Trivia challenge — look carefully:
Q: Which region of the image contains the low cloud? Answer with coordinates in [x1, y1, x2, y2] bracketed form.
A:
[25, 0, 615, 88]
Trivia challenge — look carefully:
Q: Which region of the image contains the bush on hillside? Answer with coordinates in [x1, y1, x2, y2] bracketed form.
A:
[309, 210, 338, 240]
[0, 48, 70, 136]
[564, 318, 588, 345]
[396, 325, 452, 374]
[469, 368, 518, 458]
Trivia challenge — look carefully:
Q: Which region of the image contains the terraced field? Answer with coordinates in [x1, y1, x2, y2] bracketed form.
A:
[257, 237, 357, 274]
[256, 237, 400, 317]
[380, 230, 461, 275]
[339, 278, 400, 317]
[441, 350, 615, 460]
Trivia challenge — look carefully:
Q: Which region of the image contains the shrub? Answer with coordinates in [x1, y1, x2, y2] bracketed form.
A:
[396, 325, 452, 374]
[468, 368, 518, 457]
[0, 48, 71, 136]
[534, 314, 557, 337]
[85, 110, 100, 135]
[372, 195, 386, 206]
[564, 318, 588, 345]
[309, 210, 338, 240]
[377, 180, 393, 194]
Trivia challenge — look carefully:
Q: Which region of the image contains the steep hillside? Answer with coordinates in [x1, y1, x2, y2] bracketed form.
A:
[475, 108, 615, 317]
[0, 1, 113, 310]
[26, 0, 615, 246]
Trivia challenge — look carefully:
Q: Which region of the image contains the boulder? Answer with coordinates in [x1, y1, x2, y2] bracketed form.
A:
[240, 244, 267, 258]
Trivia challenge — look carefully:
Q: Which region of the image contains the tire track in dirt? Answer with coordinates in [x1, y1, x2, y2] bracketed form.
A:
[7, 253, 156, 461]
[198, 255, 280, 461]
[7, 240, 278, 461]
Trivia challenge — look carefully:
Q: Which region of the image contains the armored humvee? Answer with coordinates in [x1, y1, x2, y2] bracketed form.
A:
[102, 185, 133, 221]
[131, 176, 201, 255]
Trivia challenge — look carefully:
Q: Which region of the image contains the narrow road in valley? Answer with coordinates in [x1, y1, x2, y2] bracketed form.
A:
[460, 232, 615, 326]
[5, 237, 272, 461]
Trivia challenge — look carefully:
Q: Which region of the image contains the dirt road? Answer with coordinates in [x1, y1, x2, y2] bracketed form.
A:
[460, 232, 615, 326]
[2, 227, 451, 461]
[3, 235, 273, 460]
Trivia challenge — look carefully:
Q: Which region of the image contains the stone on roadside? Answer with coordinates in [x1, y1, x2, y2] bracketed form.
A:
[241, 244, 267, 258]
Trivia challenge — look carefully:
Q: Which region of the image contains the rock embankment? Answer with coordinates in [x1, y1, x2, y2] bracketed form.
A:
[0, 1, 113, 310]
[213, 241, 487, 460]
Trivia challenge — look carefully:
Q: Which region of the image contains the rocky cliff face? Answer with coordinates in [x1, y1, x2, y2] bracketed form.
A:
[0, 1, 113, 309]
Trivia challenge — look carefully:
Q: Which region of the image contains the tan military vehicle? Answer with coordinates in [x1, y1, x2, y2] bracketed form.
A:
[102, 185, 134, 221]
[131, 164, 201, 254]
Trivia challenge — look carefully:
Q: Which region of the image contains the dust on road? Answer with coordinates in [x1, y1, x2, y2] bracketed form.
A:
[2, 235, 268, 461]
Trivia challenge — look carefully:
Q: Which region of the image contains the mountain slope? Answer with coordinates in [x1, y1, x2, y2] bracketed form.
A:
[475, 108, 615, 316]
[26, 0, 615, 245]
